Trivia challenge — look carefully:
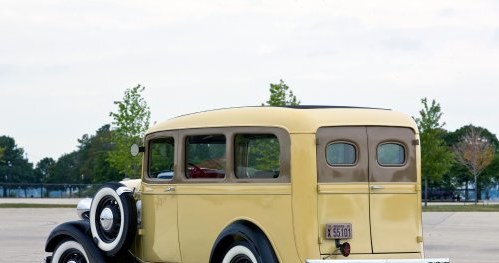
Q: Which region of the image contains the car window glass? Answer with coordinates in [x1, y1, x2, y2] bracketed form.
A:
[186, 134, 226, 179]
[377, 143, 405, 166]
[149, 137, 175, 180]
[326, 142, 357, 165]
[235, 134, 280, 179]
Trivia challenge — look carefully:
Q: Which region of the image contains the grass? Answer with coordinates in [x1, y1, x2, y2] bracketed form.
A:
[423, 204, 499, 212]
[0, 203, 76, 208]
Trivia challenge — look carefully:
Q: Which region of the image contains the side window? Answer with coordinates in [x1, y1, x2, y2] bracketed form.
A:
[377, 143, 405, 166]
[235, 134, 280, 179]
[149, 137, 175, 180]
[186, 134, 226, 179]
[326, 142, 357, 166]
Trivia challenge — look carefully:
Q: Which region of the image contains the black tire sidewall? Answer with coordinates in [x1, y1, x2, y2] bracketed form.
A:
[213, 223, 278, 263]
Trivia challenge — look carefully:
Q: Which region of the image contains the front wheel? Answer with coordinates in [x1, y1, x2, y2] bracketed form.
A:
[51, 239, 89, 263]
[222, 241, 260, 263]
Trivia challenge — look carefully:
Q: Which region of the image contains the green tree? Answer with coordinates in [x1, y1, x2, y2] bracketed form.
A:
[34, 157, 55, 182]
[78, 125, 121, 183]
[263, 79, 300, 106]
[0, 136, 34, 197]
[0, 146, 5, 162]
[108, 85, 151, 178]
[45, 152, 81, 184]
[414, 98, 454, 206]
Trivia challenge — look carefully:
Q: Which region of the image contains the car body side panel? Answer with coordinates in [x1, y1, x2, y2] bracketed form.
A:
[176, 184, 297, 263]
[290, 134, 320, 262]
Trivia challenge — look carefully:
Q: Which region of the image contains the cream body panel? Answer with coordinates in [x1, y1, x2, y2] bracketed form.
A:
[318, 184, 372, 254]
[141, 184, 181, 262]
[175, 184, 297, 263]
[370, 192, 420, 253]
[290, 134, 320, 262]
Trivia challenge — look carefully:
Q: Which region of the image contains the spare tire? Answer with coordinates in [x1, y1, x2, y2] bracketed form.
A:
[89, 182, 137, 256]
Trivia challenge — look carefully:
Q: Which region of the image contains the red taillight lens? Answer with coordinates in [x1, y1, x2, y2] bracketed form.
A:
[340, 242, 351, 257]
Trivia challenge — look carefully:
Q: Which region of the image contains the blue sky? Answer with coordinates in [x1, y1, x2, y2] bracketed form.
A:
[1, 0, 499, 164]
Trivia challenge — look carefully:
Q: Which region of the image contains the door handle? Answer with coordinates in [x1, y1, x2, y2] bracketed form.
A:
[370, 185, 385, 190]
[164, 186, 176, 192]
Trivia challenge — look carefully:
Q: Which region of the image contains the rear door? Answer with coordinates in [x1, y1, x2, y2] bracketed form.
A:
[367, 127, 420, 253]
[317, 127, 372, 255]
[317, 126, 420, 255]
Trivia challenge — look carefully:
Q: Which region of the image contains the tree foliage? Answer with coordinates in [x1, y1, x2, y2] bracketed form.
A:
[414, 98, 454, 185]
[264, 80, 300, 106]
[0, 146, 5, 162]
[453, 126, 495, 204]
[34, 157, 55, 183]
[78, 125, 121, 183]
[108, 84, 151, 178]
[0, 136, 34, 197]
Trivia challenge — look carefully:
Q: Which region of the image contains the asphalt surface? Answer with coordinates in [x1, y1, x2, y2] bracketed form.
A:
[0, 203, 498, 262]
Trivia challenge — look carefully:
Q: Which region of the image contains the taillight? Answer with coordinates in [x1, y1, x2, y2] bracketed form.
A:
[340, 242, 351, 257]
[335, 239, 351, 257]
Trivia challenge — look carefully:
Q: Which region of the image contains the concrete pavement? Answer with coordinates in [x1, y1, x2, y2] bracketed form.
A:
[0, 207, 498, 262]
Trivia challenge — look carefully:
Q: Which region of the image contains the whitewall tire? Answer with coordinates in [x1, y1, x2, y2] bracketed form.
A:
[52, 240, 89, 263]
[89, 182, 137, 256]
[222, 242, 259, 263]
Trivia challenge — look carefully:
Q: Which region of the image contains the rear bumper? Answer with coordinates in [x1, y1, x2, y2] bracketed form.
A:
[306, 259, 449, 263]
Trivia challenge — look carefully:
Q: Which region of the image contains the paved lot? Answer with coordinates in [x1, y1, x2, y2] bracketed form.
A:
[423, 212, 499, 263]
[0, 206, 498, 262]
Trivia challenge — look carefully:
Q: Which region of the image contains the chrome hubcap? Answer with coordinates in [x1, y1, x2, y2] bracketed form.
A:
[99, 207, 114, 231]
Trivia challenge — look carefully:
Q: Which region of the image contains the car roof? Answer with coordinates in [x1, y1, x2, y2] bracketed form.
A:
[147, 106, 418, 134]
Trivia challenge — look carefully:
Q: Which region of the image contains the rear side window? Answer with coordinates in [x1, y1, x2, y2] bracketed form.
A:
[377, 143, 405, 166]
[149, 137, 175, 180]
[186, 135, 226, 179]
[326, 142, 357, 166]
[235, 134, 280, 179]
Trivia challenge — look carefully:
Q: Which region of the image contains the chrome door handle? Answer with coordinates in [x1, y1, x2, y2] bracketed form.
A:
[164, 186, 176, 192]
[370, 185, 385, 190]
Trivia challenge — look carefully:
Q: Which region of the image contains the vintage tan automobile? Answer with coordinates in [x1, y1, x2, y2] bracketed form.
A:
[45, 106, 449, 263]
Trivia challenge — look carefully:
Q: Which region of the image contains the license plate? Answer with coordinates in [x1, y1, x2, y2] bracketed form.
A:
[325, 223, 352, 239]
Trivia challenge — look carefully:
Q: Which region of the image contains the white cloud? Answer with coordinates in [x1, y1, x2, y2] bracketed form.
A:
[1, 0, 499, 163]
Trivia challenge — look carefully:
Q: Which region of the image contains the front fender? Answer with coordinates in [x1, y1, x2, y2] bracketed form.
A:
[45, 220, 109, 263]
[45, 220, 91, 253]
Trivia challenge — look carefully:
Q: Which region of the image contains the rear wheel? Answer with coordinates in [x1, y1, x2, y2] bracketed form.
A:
[211, 223, 278, 263]
[51, 239, 88, 263]
[222, 241, 259, 263]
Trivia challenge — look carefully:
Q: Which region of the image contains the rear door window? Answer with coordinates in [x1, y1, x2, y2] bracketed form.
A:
[377, 143, 406, 166]
[326, 142, 357, 166]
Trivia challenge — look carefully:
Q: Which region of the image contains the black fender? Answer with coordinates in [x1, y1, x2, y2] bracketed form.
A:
[209, 220, 278, 263]
[45, 220, 106, 263]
